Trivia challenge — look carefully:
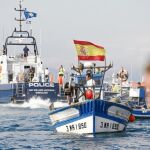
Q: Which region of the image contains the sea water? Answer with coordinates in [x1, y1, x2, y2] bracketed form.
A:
[0, 99, 150, 150]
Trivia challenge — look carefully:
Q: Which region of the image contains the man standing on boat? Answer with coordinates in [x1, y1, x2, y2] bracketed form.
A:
[23, 45, 29, 57]
[44, 68, 49, 82]
[58, 65, 65, 96]
[137, 82, 146, 106]
[58, 65, 65, 77]
[86, 70, 95, 88]
[58, 65, 65, 84]
[85, 70, 95, 99]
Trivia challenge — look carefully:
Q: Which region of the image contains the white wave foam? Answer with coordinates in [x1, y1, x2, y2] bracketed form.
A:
[0, 98, 69, 109]
[1, 97, 51, 109]
[53, 101, 69, 109]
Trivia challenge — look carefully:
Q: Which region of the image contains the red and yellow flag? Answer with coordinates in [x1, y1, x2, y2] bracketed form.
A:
[73, 40, 106, 61]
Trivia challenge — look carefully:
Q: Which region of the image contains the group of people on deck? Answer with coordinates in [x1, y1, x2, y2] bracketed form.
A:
[65, 69, 96, 105]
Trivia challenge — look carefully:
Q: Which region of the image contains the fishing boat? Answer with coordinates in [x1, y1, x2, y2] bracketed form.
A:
[129, 86, 150, 118]
[0, 1, 60, 103]
[49, 40, 133, 134]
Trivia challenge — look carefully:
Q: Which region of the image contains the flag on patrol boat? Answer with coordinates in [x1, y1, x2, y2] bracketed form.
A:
[24, 9, 37, 20]
[73, 40, 106, 61]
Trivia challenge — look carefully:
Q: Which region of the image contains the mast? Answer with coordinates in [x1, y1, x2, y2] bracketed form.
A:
[14, 0, 26, 31]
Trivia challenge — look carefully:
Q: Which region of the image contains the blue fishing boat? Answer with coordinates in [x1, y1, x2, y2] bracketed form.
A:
[129, 87, 150, 118]
[49, 61, 133, 134]
[0, 1, 60, 103]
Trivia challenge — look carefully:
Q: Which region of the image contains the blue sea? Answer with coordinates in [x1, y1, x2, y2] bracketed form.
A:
[0, 99, 150, 150]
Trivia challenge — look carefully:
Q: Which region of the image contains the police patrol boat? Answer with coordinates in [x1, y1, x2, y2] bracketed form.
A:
[49, 62, 133, 134]
[0, 1, 59, 103]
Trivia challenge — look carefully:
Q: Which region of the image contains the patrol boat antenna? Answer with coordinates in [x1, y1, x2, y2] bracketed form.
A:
[3, 1, 38, 56]
[15, 0, 26, 32]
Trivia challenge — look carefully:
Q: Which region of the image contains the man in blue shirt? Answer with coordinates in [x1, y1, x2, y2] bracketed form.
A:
[23, 46, 29, 57]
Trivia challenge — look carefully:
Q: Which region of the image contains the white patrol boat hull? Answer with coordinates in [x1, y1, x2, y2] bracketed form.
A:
[0, 82, 60, 103]
[49, 99, 132, 134]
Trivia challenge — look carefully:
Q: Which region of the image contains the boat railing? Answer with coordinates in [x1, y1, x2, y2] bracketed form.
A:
[49, 100, 95, 124]
[8, 52, 36, 63]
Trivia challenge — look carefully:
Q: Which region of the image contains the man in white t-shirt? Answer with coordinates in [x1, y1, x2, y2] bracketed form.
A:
[86, 71, 95, 89]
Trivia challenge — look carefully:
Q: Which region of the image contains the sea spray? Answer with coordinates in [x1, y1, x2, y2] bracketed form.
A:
[0, 97, 68, 109]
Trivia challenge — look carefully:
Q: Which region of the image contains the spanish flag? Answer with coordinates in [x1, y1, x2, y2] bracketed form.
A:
[74, 40, 106, 61]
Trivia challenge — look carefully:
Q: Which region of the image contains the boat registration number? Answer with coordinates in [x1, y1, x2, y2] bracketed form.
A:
[66, 122, 87, 132]
[100, 122, 119, 130]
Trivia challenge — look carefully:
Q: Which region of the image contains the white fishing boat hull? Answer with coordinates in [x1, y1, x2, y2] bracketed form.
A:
[49, 99, 132, 134]
[56, 116, 126, 134]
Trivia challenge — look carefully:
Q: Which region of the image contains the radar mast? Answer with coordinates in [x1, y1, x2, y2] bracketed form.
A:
[14, 0, 26, 31]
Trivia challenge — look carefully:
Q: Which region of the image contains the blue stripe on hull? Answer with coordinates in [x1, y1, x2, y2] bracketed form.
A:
[133, 109, 150, 118]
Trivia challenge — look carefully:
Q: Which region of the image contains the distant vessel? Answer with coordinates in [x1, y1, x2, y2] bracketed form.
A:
[0, 1, 60, 103]
[129, 85, 150, 118]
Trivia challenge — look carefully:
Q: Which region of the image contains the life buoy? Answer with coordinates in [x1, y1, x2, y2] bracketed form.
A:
[117, 68, 128, 82]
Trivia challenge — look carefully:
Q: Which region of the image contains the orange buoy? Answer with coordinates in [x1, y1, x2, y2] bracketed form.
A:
[85, 89, 93, 99]
[129, 114, 135, 122]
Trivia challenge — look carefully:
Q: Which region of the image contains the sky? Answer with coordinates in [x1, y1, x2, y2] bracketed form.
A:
[0, 0, 150, 81]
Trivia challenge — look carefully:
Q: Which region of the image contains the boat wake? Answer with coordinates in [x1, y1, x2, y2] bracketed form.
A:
[0, 98, 68, 109]
[53, 101, 69, 109]
[0, 97, 51, 109]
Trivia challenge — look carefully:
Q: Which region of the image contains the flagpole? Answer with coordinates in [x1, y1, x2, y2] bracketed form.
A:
[98, 57, 106, 99]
